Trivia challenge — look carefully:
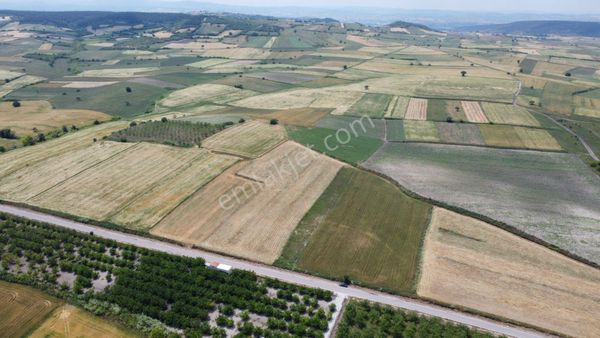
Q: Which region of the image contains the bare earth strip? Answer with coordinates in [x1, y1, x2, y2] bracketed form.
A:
[30, 143, 207, 220]
[0, 122, 128, 178]
[152, 141, 344, 264]
[404, 98, 428, 120]
[418, 208, 600, 338]
[201, 120, 287, 158]
[0, 141, 135, 202]
[461, 101, 488, 123]
[110, 151, 239, 230]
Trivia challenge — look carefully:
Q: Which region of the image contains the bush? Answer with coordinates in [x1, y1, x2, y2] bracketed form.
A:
[270, 119, 279, 125]
[20, 135, 35, 146]
[0, 128, 16, 139]
[12, 100, 20, 108]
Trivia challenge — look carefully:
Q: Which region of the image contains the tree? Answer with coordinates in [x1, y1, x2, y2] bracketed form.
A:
[238, 118, 245, 123]
[37, 133, 46, 142]
[12, 100, 20, 108]
[342, 275, 351, 286]
[269, 119, 279, 125]
[0, 128, 16, 139]
[0, 146, 5, 153]
[460, 70, 467, 77]
[161, 117, 168, 123]
[126, 86, 132, 93]
[21, 135, 35, 146]
[565, 72, 572, 77]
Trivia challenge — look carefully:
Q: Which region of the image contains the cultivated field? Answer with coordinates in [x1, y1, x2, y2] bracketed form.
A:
[0, 100, 111, 136]
[384, 96, 409, 118]
[276, 167, 431, 293]
[30, 305, 137, 338]
[436, 123, 485, 145]
[0, 75, 45, 97]
[0, 281, 61, 338]
[252, 108, 332, 127]
[418, 208, 600, 338]
[481, 102, 540, 126]
[345, 93, 393, 118]
[152, 142, 344, 263]
[159, 84, 254, 108]
[201, 120, 287, 158]
[76, 67, 158, 78]
[479, 125, 561, 150]
[364, 143, 600, 264]
[110, 150, 238, 229]
[403, 121, 440, 142]
[404, 98, 428, 120]
[0, 121, 128, 177]
[30, 143, 218, 221]
[461, 101, 488, 123]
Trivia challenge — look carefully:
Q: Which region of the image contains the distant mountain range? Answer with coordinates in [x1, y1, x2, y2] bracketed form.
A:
[459, 20, 600, 37]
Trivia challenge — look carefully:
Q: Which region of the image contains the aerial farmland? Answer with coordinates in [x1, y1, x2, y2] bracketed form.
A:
[0, 7, 599, 338]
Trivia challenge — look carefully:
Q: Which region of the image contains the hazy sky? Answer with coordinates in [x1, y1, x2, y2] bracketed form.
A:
[202, 0, 598, 13]
[1, 0, 599, 14]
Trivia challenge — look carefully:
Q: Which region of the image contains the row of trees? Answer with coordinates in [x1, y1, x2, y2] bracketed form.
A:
[0, 212, 336, 337]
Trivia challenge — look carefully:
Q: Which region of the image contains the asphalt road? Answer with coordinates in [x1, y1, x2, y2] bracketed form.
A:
[0, 204, 549, 338]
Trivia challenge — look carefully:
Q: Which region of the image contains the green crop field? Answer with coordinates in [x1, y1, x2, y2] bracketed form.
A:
[316, 115, 386, 139]
[107, 120, 227, 147]
[481, 102, 540, 126]
[276, 167, 431, 293]
[426, 99, 449, 121]
[287, 126, 383, 164]
[345, 93, 393, 118]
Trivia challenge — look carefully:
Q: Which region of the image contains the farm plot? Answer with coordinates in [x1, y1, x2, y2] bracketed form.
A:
[0, 121, 128, 178]
[252, 108, 332, 127]
[436, 123, 485, 145]
[201, 120, 287, 158]
[384, 96, 409, 118]
[542, 82, 579, 115]
[344, 93, 393, 118]
[316, 115, 386, 140]
[404, 98, 428, 120]
[461, 101, 488, 123]
[76, 67, 159, 78]
[363, 143, 600, 265]
[403, 121, 440, 142]
[0, 70, 23, 81]
[246, 71, 321, 84]
[213, 76, 293, 93]
[386, 119, 405, 142]
[201, 48, 271, 59]
[0, 75, 45, 97]
[0, 100, 111, 136]
[30, 305, 137, 338]
[30, 143, 210, 221]
[276, 167, 431, 293]
[186, 58, 232, 68]
[110, 150, 238, 230]
[159, 84, 254, 108]
[231, 87, 364, 115]
[479, 125, 561, 151]
[152, 142, 344, 263]
[0, 141, 134, 202]
[481, 102, 540, 126]
[418, 208, 600, 338]
[0, 281, 61, 338]
[416, 77, 518, 103]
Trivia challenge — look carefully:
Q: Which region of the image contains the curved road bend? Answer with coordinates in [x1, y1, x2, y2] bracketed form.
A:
[0, 204, 548, 338]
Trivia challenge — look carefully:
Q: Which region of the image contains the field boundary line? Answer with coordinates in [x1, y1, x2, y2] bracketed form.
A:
[24, 142, 140, 202]
[387, 139, 567, 154]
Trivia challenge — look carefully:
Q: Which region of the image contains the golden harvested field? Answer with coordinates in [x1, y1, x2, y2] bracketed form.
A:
[479, 125, 561, 151]
[38, 42, 52, 51]
[201, 47, 271, 59]
[481, 102, 540, 126]
[30, 305, 137, 338]
[418, 208, 600, 338]
[404, 120, 440, 142]
[202, 120, 287, 158]
[232, 87, 364, 115]
[346, 34, 385, 47]
[159, 84, 249, 108]
[186, 58, 233, 68]
[76, 67, 158, 78]
[0, 69, 23, 81]
[530, 61, 573, 76]
[60, 81, 118, 88]
[251, 108, 332, 127]
[30, 143, 210, 220]
[355, 60, 506, 78]
[0, 141, 134, 202]
[574, 107, 600, 118]
[164, 41, 235, 50]
[461, 101, 488, 123]
[0, 100, 112, 136]
[0, 121, 128, 178]
[152, 142, 344, 263]
[110, 150, 239, 230]
[0, 281, 61, 338]
[404, 98, 428, 120]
